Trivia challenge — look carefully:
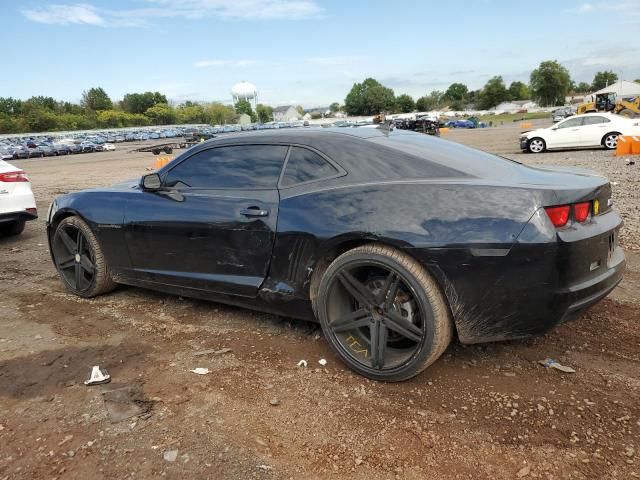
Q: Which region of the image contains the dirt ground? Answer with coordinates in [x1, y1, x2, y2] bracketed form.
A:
[1, 125, 638, 480]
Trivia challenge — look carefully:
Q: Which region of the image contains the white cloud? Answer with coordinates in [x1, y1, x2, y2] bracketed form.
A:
[22, 0, 323, 27]
[578, 3, 594, 13]
[194, 59, 258, 68]
[21, 3, 104, 25]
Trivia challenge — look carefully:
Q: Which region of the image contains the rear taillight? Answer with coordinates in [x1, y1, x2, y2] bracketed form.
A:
[0, 170, 29, 182]
[574, 202, 590, 222]
[545, 205, 570, 227]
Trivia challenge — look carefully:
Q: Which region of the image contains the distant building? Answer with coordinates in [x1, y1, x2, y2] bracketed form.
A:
[273, 106, 300, 122]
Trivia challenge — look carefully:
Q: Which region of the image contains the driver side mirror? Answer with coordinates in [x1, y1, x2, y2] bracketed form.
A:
[141, 173, 161, 191]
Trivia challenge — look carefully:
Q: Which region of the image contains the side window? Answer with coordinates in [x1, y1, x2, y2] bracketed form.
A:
[583, 116, 609, 125]
[164, 145, 287, 189]
[281, 147, 339, 186]
[557, 117, 584, 129]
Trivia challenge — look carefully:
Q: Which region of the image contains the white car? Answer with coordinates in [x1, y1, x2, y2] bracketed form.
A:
[520, 113, 640, 153]
[0, 160, 37, 236]
[103, 143, 116, 151]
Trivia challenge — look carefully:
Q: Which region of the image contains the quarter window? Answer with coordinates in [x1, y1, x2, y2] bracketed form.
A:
[281, 147, 339, 186]
[164, 145, 287, 189]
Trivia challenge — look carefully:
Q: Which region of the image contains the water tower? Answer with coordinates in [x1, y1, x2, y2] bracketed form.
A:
[231, 81, 258, 110]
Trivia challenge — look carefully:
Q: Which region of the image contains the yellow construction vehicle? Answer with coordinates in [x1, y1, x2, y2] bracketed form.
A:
[577, 92, 640, 118]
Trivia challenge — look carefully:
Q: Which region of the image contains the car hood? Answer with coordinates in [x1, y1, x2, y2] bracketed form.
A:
[111, 177, 140, 189]
[522, 127, 547, 137]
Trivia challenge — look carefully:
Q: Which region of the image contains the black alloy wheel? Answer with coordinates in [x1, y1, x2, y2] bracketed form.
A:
[51, 216, 116, 297]
[317, 244, 452, 382]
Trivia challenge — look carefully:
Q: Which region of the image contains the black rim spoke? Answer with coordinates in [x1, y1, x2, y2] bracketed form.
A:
[57, 256, 75, 270]
[384, 310, 423, 343]
[79, 255, 94, 275]
[370, 320, 387, 369]
[74, 263, 82, 289]
[337, 271, 376, 307]
[76, 230, 84, 254]
[58, 229, 77, 254]
[331, 308, 371, 332]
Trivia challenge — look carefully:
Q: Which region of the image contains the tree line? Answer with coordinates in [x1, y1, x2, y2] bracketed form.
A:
[343, 61, 636, 116]
[0, 87, 278, 134]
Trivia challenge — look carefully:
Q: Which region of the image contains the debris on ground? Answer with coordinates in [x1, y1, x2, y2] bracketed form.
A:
[516, 465, 531, 478]
[192, 347, 232, 356]
[84, 366, 111, 386]
[538, 358, 576, 373]
[318, 358, 327, 366]
[163, 449, 178, 462]
[101, 385, 153, 423]
[269, 398, 280, 406]
[297, 360, 308, 367]
[189, 367, 210, 375]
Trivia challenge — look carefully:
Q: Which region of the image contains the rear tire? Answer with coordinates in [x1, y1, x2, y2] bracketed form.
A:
[602, 132, 620, 150]
[316, 244, 453, 382]
[528, 137, 546, 153]
[51, 216, 116, 298]
[0, 220, 25, 237]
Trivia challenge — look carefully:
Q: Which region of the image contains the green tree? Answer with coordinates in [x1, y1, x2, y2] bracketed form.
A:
[415, 90, 444, 111]
[575, 82, 592, 93]
[296, 105, 305, 116]
[177, 103, 206, 124]
[329, 102, 340, 113]
[344, 78, 396, 115]
[121, 91, 168, 114]
[24, 96, 57, 111]
[81, 87, 112, 111]
[23, 107, 59, 132]
[443, 83, 469, 110]
[144, 103, 177, 125]
[395, 94, 415, 113]
[256, 104, 273, 123]
[206, 103, 236, 125]
[0, 97, 24, 115]
[508, 81, 530, 100]
[477, 76, 509, 109]
[635, 79, 640, 84]
[530, 60, 571, 107]
[592, 71, 618, 90]
[234, 99, 257, 121]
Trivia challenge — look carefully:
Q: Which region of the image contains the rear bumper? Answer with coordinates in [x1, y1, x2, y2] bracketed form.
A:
[0, 210, 38, 224]
[558, 245, 625, 322]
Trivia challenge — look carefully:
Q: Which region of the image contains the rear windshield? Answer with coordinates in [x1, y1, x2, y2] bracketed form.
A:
[368, 133, 521, 178]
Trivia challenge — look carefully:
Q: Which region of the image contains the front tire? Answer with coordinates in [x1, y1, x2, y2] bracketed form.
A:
[528, 137, 546, 153]
[0, 220, 25, 237]
[51, 216, 116, 298]
[618, 109, 638, 119]
[602, 132, 620, 150]
[316, 244, 453, 382]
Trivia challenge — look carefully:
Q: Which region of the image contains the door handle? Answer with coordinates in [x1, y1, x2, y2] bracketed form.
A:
[240, 206, 269, 217]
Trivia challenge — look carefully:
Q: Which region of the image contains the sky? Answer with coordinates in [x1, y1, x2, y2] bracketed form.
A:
[1, 0, 639, 108]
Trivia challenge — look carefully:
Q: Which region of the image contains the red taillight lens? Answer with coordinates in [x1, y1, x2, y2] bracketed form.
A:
[0, 171, 28, 182]
[574, 202, 590, 222]
[545, 205, 570, 227]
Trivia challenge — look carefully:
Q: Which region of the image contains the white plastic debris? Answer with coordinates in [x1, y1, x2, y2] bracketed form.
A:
[163, 449, 178, 462]
[297, 360, 308, 368]
[84, 366, 111, 386]
[538, 358, 576, 373]
[318, 359, 327, 366]
[189, 368, 210, 375]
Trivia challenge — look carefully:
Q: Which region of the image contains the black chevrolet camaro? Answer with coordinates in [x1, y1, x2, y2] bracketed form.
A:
[47, 128, 625, 381]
